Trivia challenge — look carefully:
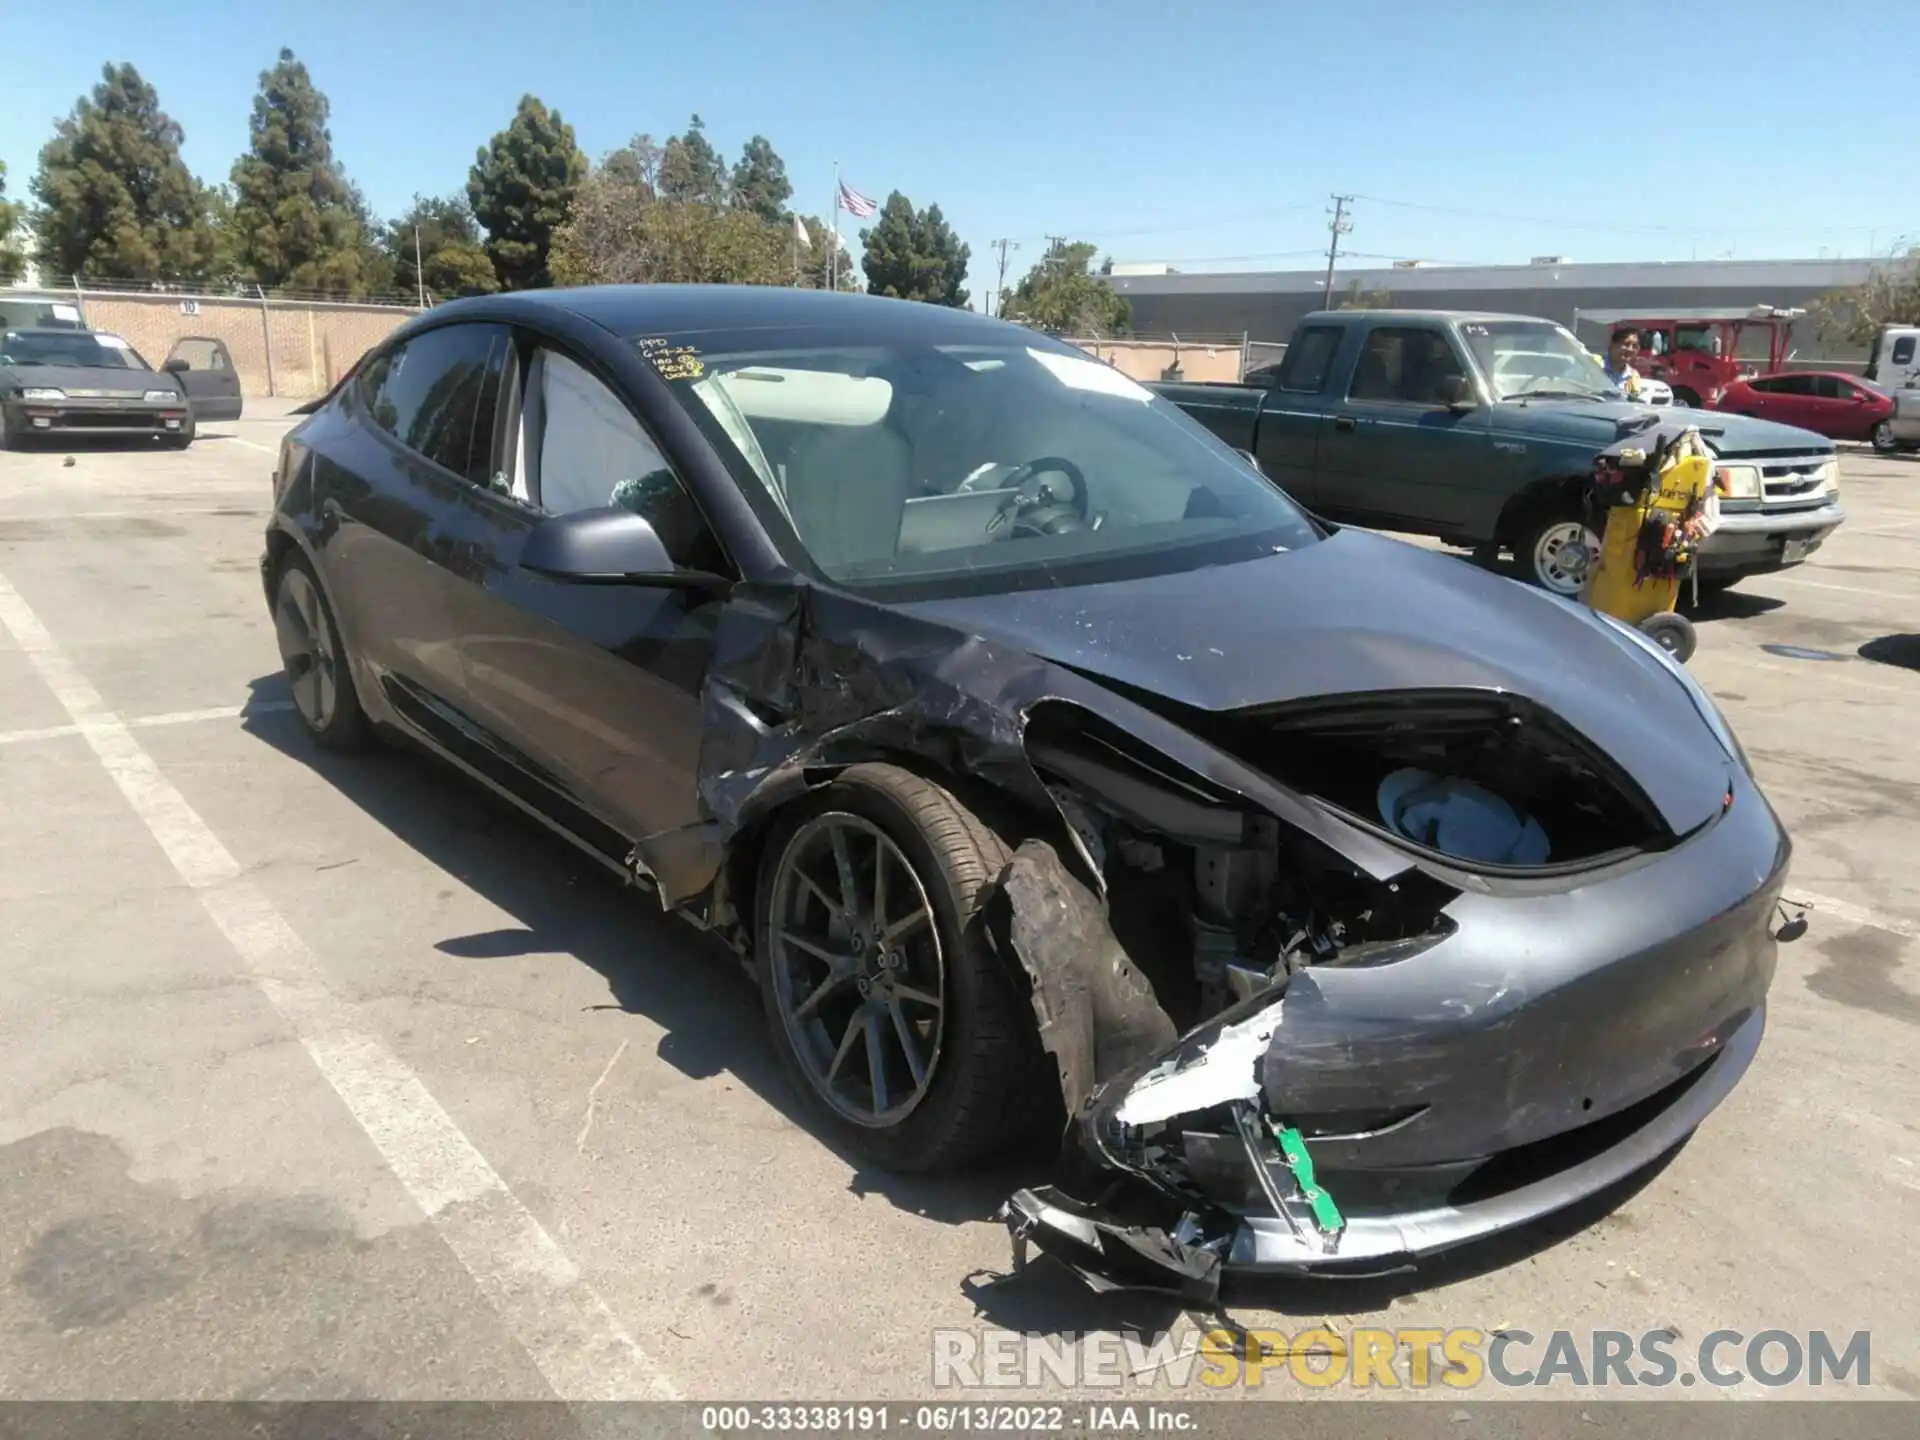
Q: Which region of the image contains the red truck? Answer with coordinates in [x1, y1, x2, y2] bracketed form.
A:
[1574, 305, 1804, 409]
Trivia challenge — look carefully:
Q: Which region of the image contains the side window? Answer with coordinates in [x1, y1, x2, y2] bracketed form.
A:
[1274, 326, 1341, 394]
[521, 348, 727, 574]
[170, 338, 226, 371]
[1810, 374, 1846, 401]
[1348, 327, 1465, 405]
[1745, 377, 1779, 394]
[1772, 375, 1815, 396]
[362, 323, 508, 487]
[1891, 336, 1915, 366]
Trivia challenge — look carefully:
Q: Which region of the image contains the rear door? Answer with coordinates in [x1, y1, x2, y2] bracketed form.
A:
[1313, 323, 1486, 532]
[313, 320, 512, 729]
[163, 337, 244, 422]
[1247, 322, 1343, 510]
[436, 334, 731, 858]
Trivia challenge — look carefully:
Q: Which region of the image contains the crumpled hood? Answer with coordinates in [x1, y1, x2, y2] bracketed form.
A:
[0, 364, 171, 397]
[898, 530, 1731, 835]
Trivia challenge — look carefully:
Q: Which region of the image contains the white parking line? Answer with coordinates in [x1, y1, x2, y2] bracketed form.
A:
[1791, 890, 1920, 943]
[211, 436, 278, 454]
[1713, 649, 1914, 695]
[1765, 574, 1920, 601]
[0, 567, 678, 1404]
[0, 701, 296, 747]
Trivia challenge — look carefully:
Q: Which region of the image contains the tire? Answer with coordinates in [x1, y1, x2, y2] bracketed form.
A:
[163, 416, 196, 450]
[1672, 388, 1701, 409]
[1638, 611, 1697, 664]
[1872, 420, 1898, 455]
[753, 762, 1046, 1173]
[1512, 508, 1599, 596]
[271, 550, 372, 750]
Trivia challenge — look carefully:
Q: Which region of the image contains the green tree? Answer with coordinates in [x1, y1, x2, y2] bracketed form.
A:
[858, 192, 969, 306]
[0, 162, 26, 282]
[387, 195, 497, 301]
[1335, 277, 1393, 310]
[550, 144, 786, 288]
[730, 136, 791, 224]
[28, 63, 217, 283]
[468, 94, 587, 291]
[999, 239, 1129, 335]
[658, 115, 727, 206]
[227, 48, 378, 293]
[1809, 242, 1920, 345]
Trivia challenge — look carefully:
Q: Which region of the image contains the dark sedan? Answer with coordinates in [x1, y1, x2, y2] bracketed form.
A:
[0, 327, 196, 446]
[261, 286, 1788, 1295]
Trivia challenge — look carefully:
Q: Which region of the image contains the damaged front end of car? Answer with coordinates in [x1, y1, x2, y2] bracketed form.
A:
[631, 576, 1786, 1304]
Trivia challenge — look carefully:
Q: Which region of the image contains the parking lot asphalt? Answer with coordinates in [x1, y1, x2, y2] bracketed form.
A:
[2, 413, 1916, 1405]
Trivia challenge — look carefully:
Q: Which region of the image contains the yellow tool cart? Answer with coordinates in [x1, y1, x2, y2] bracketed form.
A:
[1569, 424, 1719, 664]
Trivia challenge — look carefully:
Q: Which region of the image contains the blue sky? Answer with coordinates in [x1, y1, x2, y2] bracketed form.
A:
[4, 0, 1913, 295]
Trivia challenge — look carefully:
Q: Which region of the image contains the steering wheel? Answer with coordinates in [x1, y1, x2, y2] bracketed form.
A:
[982, 456, 1095, 538]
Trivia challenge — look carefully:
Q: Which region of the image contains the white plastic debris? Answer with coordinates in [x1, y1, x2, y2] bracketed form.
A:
[1377, 768, 1551, 865]
[1113, 1003, 1283, 1126]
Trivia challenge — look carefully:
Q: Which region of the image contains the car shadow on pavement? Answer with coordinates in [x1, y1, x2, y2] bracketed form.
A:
[1859, 635, 1920, 672]
[1683, 587, 1786, 623]
[237, 674, 1047, 1232]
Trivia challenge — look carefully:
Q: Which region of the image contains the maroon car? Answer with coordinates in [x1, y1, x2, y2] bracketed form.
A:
[1715, 370, 1896, 449]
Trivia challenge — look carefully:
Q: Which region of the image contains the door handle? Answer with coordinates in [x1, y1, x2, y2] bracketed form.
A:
[1333, 415, 1357, 433]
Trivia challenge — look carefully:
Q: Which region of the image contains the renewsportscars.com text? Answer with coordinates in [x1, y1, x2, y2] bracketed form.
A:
[931, 1326, 1873, 1391]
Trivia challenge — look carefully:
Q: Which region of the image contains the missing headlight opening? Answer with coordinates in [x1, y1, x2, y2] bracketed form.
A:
[999, 688, 1685, 1304]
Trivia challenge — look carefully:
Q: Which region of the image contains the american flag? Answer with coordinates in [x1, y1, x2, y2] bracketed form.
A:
[837, 179, 877, 218]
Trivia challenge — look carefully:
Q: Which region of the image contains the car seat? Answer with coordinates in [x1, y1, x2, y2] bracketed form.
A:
[782, 422, 915, 572]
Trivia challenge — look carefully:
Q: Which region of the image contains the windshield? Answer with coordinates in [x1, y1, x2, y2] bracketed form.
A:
[1462, 320, 1617, 401]
[0, 331, 149, 371]
[645, 329, 1321, 594]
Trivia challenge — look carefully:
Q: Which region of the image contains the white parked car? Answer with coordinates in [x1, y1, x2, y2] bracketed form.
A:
[1884, 384, 1920, 453]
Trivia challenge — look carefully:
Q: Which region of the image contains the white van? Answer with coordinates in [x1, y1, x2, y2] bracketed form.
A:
[1865, 326, 1920, 391]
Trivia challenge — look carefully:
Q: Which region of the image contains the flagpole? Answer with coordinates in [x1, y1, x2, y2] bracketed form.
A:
[830, 161, 840, 291]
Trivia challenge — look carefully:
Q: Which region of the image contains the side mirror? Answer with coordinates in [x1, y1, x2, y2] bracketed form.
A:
[162, 357, 190, 374]
[1438, 374, 1477, 411]
[519, 505, 731, 595]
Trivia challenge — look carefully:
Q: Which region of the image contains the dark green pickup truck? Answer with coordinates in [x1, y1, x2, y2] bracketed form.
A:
[1154, 309, 1846, 595]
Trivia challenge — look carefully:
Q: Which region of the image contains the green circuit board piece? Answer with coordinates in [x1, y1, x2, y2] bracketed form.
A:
[1273, 1124, 1345, 1235]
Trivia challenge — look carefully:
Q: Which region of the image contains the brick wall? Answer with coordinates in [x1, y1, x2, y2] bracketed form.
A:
[69, 291, 420, 399]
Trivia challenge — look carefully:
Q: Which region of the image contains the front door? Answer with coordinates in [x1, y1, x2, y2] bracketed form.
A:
[163, 337, 244, 422]
[438, 337, 728, 857]
[1313, 324, 1485, 532]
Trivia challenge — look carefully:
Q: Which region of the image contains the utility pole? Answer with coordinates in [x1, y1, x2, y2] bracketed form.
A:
[1322, 195, 1353, 309]
[989, 237, 1018, 316]
[413, 227, 426, 308]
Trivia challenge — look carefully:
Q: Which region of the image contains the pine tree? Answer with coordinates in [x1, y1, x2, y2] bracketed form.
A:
[468, 95, 588, 290]
[658, 115, 727, 207]
[29, 63, 217, 283]
[859, 192, 970, 307]
[227, 48, 378, 293]
[730, 137, 792, 225]
[0, 162, 26, 283]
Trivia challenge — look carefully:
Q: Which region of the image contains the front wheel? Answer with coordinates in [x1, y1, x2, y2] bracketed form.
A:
[1514, 511, 1600, 596]
[754, 763, 1046, 1173]
[1873, 420, 1899, 454]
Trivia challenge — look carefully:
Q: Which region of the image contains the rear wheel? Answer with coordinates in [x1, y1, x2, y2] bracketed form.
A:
[1873, 420, 1898, 454]
[1513, 510, 1599, 596]
[754, 763, 1045, 1173]
[1672, 388, 1701, 409]
[272, 551, 372, 750]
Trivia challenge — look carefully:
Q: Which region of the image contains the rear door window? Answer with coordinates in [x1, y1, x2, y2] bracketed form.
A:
[360, 323, 509, 486]
[1892, 336, 1915, 366]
